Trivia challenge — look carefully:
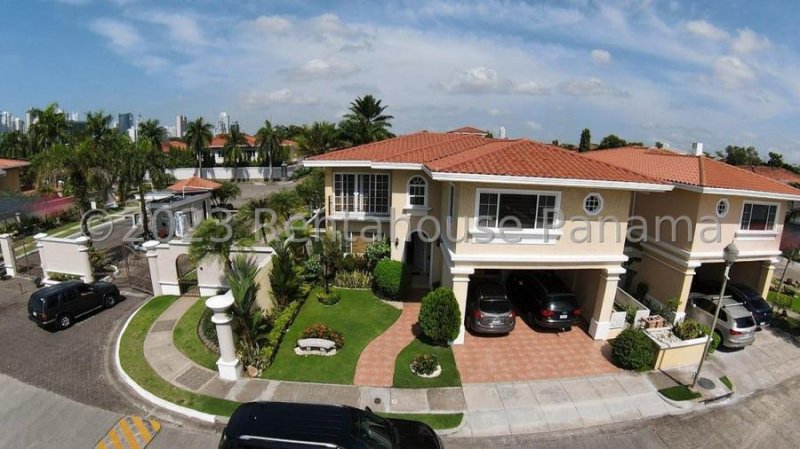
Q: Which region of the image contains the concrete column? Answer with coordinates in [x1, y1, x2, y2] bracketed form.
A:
[672, 265, 698, 323]
[143, 240, 162, 296]
[589, 267, 625, 340]
[450, 267, 474, 345]
[34, 233, 48, 275]
[0, 233, 18, 277]
[757, 260, 776, 299]
[206, 291, 242, 381]
[75, 236, 94, 283]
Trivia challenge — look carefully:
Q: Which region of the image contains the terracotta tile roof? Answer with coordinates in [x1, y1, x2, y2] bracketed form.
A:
[307, 132, 667, 186]
[281, 139, 298, 146]
[161, 141, 188, 152]
[209, 134, 256, 148]
[167, 176, 222, 193]
[0, 158, 30, 169]
[447, 126, 488, 135]
[583, 146, 800, 197]
[746, 166, 800, 185]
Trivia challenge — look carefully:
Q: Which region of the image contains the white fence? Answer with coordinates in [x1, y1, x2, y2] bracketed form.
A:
[164, 167, 286, 181]
[38, 235, 95, 284]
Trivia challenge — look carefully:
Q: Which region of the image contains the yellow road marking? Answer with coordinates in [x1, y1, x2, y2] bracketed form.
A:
[119, 418, 142, 449]
[96, 441, 107, 449]
[131, 416, 152, 442]
[107, 425, 124, 449]
[149, 418, 162, 433]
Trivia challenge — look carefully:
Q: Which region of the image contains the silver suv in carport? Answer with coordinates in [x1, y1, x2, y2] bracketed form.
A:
[686, 294, 757, 348]
[466, 279, 516, 334]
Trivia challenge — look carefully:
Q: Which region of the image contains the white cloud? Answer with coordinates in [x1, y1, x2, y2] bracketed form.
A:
[140, 12, 205, 45]
[525, 120, 543, 131]
[487, 108, 504, 116]
[251, 16, 293, 33]
[591, 49, 611, 65]
[511, 80, 550, 95]
[685, 20, 729, 41]
[90, 18, 142, 51]
[438, 67, 549, 95]
[244, 88, 320, 107]
[558, 78, 628, 97]
[732, 29, 770, 54]
[286, 57, 359, 80]
[713, 56, 756, 89]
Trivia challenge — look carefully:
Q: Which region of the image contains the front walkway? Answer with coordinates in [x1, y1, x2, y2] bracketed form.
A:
[354, 302, 420, 386]
[139, 296, 800, 437]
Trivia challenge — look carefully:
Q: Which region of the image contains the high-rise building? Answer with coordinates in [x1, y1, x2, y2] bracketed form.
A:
[217, 112, 230, 135]
[13, 117, 25, 132]
[0, 111, 10, 132]
[118, 113, 133, 133]
[176, 115, 187, 139]
[26, 109, 33, 133]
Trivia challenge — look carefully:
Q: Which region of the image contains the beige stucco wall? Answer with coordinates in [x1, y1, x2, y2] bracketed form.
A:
[0, 168, 23, 193]
[632, 189, 700, 251]
[653, 339, 706, 370]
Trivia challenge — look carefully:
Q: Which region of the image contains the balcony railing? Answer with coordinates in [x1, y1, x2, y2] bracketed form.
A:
[328, 195, 390, 216]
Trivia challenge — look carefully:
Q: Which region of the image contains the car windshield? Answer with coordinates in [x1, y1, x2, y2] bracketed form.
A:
[359, 411, 394, 449]
[480, 299, 511, 314]
[735, 316, 756, 328]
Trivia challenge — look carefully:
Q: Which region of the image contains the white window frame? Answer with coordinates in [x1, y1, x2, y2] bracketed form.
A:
[715, 198, 730, 218]
[332, 172, 390, 217]
[405, 175, 428, 208]
[582, 192, 604, 216]
[470, 188, 562, 244]
[737, 200, 780, 235]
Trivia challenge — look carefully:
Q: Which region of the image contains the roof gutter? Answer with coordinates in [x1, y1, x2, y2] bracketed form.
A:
[675, 183, 800, 201]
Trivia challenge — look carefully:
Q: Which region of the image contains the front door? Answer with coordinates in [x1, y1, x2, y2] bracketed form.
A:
[408, 232, 429, 275]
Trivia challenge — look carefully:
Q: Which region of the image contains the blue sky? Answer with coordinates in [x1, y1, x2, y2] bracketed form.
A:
[3, 0, 800, 161]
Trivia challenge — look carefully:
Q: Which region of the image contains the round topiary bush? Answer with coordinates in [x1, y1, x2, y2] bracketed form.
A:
[612, 328, 656, 371]
[410, 353, 440, 376]
[373, 259, 410, 299]
[418, 288, 461, 346]
[317, 291, 341, 306]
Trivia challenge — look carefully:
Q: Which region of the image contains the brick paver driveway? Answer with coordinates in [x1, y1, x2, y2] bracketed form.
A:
[453, 320, 619, 383]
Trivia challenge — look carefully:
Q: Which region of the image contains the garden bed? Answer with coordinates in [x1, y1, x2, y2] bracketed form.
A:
[393, 338, 461, 388]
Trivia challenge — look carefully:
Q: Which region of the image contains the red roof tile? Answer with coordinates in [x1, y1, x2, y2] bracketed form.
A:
[307, 132, 667, 186]
[746, 166, 800, 185]
[161, 141, 188, 152]
[0, 158, 30, 170]
[447, 126, 488, 135]
[583, 146, 800, 197]
[167, 176, 222, 193]
[209, 134, 256, 148]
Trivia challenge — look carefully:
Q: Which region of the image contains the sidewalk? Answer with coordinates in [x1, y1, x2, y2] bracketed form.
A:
[139, 296, 800, 437]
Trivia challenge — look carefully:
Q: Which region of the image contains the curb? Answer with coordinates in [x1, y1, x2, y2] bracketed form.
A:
[114, 297, 220, 424]
[656, 392, 696, 410]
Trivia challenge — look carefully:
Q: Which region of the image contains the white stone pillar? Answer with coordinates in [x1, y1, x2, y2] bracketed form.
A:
[589, 267, 625, 340]
[451, 267, 473, 345]
[0, 233, 18, 277]
[143, 240, 162, 296]
[34, 233, 48, 274]
[75, 236, 95, 283]
[206, 291, 242, 381]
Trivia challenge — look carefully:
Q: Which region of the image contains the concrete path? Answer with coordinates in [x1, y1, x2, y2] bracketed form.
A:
[354, 302, 420, 386]
[140, 296, 800, 438]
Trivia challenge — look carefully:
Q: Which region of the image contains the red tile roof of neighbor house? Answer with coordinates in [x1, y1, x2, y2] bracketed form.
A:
[306, 132, 669, 186]
[209, 134, 257, 148]
[0, 158, 31, 169]
[161, 141, 188, 152]
[281, 139, 298, 146]
[583, 146, 800, 197]
[447, 126, 488, 135]
[745, 165, 800, 185]
[167, 176, 222, 193]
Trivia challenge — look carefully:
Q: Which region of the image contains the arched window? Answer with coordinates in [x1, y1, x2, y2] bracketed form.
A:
[407, 176, 427, 207]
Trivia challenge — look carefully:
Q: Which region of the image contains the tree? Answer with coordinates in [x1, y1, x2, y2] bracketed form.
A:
[212, 181, 241, 207]
[123, 139, 168, 238]
[767, 151, 785, 168]
[138, 119, 167, 152]
[28, 103, 69, 154]
[223, 123, 247, 167]
[32, 140, 111, 213]
[255, 119, 282, 182]
[320, 232, 342, 293]
[716, 145, 762, 166]
[269, 237, 303, 306]
[418, 288, 461, 345]
[184, 117, 214, 177]
[189, 217, 250, 273]
[84, 111, 113, 144]
[0, 130, 30, 159]
[578, 128, 591, 153]
[339, 94, 394, 146]
[295, 169, 324, 211]
[226, 255, 266, 355]
[296, 121, 340, 157]
[597, 134, 629, 150]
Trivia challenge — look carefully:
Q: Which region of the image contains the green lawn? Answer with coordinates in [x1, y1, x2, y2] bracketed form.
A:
[119, 295, 239, 416]
[393, 337, 461, 389]
[173, 297, 218, 371]
[658, 385, 701, 401]
[767, 290, 800, 314]
[379, 413, 463, 430]
[264, 288, 402, 384]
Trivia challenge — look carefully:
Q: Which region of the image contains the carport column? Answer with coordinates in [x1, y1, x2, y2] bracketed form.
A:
[757, 260, 776, 299]
[451, 267, 474, 345]
[34, 233, 48, 275]
[0, 234, 17, 277]
[589, 267, 626, 340]
[206, 291, 242, 381]
[673, 264, 699, 323]
[75, 236, 94, 283]
[143, 240, 162, 296]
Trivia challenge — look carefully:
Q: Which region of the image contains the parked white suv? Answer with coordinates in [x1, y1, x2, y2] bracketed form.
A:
[686, 293, 757, 349]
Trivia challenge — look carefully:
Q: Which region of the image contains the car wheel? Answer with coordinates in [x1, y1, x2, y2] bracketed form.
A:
[58, 314, 73, 330]
[104, 293, 117, 308]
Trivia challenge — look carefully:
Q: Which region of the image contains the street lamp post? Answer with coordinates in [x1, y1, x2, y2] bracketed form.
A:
[692, 242, 739, 388]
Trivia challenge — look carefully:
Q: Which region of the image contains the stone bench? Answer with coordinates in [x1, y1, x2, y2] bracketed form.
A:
[294, 338, 337, 356]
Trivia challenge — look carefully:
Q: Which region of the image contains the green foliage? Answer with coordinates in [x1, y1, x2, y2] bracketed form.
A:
[184, 117, 214, 173]
[87, 246, 111, 274]
[334, 270, 373, 289]
[317, 291, 341, 305]
[716, 145, 763, 166]
[188, 217, 250, 272]
[719, 376, 733, 390]
[418, 288, 461, 346]
[321, 232, 343, 289]
[296, 169, 324, 210]
[338, 94, 395, 146]
[302, 254, 323, 284]
[265, 189, 301, 223]
[259, 300, 303, 368]
[597, 134, 641, 150]
[767, 290, 793, 312]
[301, 323, 344, 349]
[708, 330, 721, 356]
[269, 237, 303, 307]
[672, 318, 710, 340]
[226, 255, 268, 369]
[411, 354, 439, 376]
[578, 128, 591, 153]
[47, 272, 81, 282]
[365, 239, 391, 270]
[212, 181, 241, 206]
[296, 121, 341, 157]
[612, 328, 656, 371]
[658, 385, 700, 401]
[373, 259, 410, 300]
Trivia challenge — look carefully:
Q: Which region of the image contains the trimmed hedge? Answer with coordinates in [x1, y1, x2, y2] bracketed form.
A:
[259, 300, 303, 367]
[418, 288, 461, 345]
[373, 259, 410, 300]
[612, 328, 656, 371]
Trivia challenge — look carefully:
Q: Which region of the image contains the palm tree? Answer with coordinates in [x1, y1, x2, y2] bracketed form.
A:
[189, 216, 250, 273]
[138, 119, 167, 151]
[238, 196, 272, 243]
[296, 121, 340, 157]
[33, 140, 110, 213]
[340, 94, 394, 145]
[226, 255, 267, 356]
[124, 139, 168, 238]
[269, 236, 302, 306]
[28, 103, 69, 154]
[0, 130, 30, 159]
[223, 124, 247, 167]
[255, 119, 283, 182]
[84, 111, 113, 144]
[212, 181, 241, 206]
[184, 117, 213, 178]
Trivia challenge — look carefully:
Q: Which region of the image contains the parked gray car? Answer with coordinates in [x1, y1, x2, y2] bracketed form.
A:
[466, 279, 516, 334]
[686, 293, 757, 349]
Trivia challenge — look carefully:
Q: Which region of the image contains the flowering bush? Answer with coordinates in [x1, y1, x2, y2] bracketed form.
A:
[411, 353, 440, 375]
[301, 323, 344, 349]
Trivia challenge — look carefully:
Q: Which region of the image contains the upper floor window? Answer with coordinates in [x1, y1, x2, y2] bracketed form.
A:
[407, 176, 427, 207]
[740, 202, 778, 231]
[476, 190, 558, 229]
[583, 193, 604, 216]
[716, 199, 729, 218]
[332, 173, 390, 215]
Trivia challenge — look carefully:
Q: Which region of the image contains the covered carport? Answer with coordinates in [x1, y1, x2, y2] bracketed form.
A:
[693, 259, 774, 298]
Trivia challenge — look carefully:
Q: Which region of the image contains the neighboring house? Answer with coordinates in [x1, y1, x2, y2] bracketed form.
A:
[447, 126, 489, 137]
[303, 131, 672, 343]
[208, 134, 258, 165]
[145, 176, 218, 239]
[584, 145, 800, 322]
[744, 165, 800, 186]
[161, 140, 188, 152]
[0, 158, 30, 193]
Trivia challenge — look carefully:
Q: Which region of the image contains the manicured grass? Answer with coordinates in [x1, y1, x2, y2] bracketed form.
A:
[173, 297, 218, 371]
[658, 385, 701, 401]
[119, 295, 239, 416]
[264, 288, 402, 384]
[767, 290, 800, 314]
[719, 376, 734, 390]
[772, 315, 800, 337]
[379, 413, 464, 430]
[393, 337, 461, 388]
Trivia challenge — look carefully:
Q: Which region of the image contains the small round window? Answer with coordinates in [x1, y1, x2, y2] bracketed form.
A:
[583, 193, 604, 216]
[716, 199, 729, 218]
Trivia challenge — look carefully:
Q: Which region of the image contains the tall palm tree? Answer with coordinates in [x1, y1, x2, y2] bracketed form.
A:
[124, 139, 168, 238]
[33, 140, 110, 213]
[223, 123, 247, 167]
[0, 130, 30, 159]
[184, 117, 213, 178]
[84, 111, 113, 144]
[340, 94, 394, 145]
[138, 119, 167, 151]
[255, 119, 282, 182]
[296, 121, 340, 157]
[28, 103, 69, 154]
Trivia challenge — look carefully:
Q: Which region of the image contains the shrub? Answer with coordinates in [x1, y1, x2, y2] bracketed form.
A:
[334, 270, 373, 289]
[768, 291, 793, 313]
[317, 291, 341, 305]
[672, 318, 710, 340]
[351, 254, 370, 272]
[612, 328, 656, 371]
[373, 259, 410, 299]
[259, 300, 303, 368]
[302, 255, 323, 284]
[365, 239, 391, 269]
[301, 323, 344, 349]
[411, 354, 439, 375]
[418, 288, 461, 346]
[342, 254, 356, 272]
[88, 247, 111, 274]
[708, 331, 721, 356]
[47, 272, 81, 282]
